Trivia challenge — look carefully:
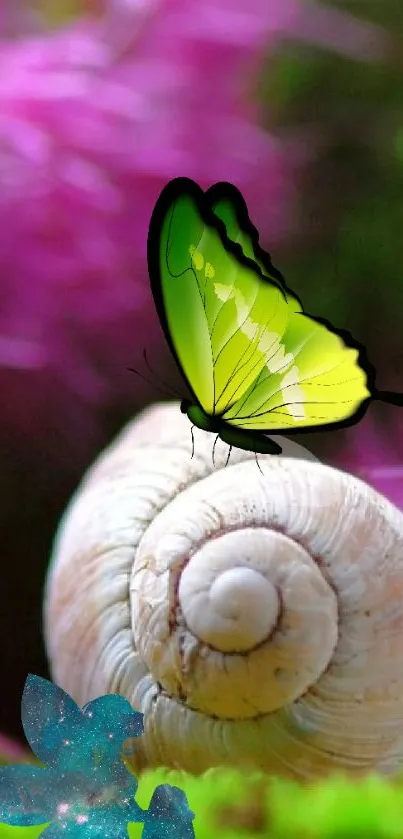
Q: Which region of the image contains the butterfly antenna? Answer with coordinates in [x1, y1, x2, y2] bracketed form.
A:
[142, 348, 183, 399]
[212, 434, 219, 467]
[190, 425, 195, 459]
[374, 390, 403, 408]
[224, 445, 232, 468]
[127, 366, 176, 400]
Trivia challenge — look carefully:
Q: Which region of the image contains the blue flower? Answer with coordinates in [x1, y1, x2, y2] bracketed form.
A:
[0, 675, 195, 838]
[141, 784, 195, 839]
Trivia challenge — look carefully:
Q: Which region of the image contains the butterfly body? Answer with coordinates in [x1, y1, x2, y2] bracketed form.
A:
[147, 176, 402, 456]
[180, 399, 282, 454]
[180, 399, 222, 433]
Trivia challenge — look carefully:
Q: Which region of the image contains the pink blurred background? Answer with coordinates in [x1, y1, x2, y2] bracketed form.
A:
[1, 0, 403, 753]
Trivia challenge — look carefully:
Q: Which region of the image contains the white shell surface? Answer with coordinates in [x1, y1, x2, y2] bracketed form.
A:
[44, 401, 403, 778]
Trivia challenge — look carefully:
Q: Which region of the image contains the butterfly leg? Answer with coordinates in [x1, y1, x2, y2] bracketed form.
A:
[212, 434, 219, 467]
[224, 445, 232, 468]
[190, 425, 195, 459]
[254, 449, 264, 475]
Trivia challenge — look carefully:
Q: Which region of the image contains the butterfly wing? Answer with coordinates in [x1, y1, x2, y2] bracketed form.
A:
[221, 310, 373, 432]
[147, 178, 292, 416]
[205, 183, 373, 433]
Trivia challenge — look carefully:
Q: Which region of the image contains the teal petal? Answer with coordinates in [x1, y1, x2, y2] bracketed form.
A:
[0, 765, 51, 826]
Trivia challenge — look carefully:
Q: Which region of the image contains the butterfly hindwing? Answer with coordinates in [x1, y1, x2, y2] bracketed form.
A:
[222, 311, 372, 431]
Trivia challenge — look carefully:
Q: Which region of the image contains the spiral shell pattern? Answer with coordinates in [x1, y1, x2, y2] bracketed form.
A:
[44, 402, 403, 778]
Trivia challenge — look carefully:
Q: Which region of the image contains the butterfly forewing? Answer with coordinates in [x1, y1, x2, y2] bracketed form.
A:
[151, 180, 291, 416]
[151, 190, 215, 413]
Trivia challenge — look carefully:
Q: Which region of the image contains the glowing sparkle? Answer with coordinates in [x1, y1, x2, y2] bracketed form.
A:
[76, 814, 89, 824]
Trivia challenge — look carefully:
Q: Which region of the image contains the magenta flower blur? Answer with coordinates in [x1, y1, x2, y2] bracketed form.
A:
[0, 1, 395, 756]
[333, 413, 403, 512]
[0, 0, 387, 462]
[0, 0, 298, 454]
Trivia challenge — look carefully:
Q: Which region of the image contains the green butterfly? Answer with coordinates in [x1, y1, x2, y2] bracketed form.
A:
[146, 177, 403, 456]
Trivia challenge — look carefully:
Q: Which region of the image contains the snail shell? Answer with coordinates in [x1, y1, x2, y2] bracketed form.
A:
[44, 401, 403, 779]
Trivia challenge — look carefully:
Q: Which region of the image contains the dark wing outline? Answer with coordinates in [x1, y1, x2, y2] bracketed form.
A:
[148, 177, 378, 436]
[206, 180, 302, 308]
[203, 184, 378, 436]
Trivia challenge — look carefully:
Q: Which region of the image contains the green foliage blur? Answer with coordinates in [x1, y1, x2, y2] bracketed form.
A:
[259, 0, 403, 391]
[3, 768, 403, 838]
